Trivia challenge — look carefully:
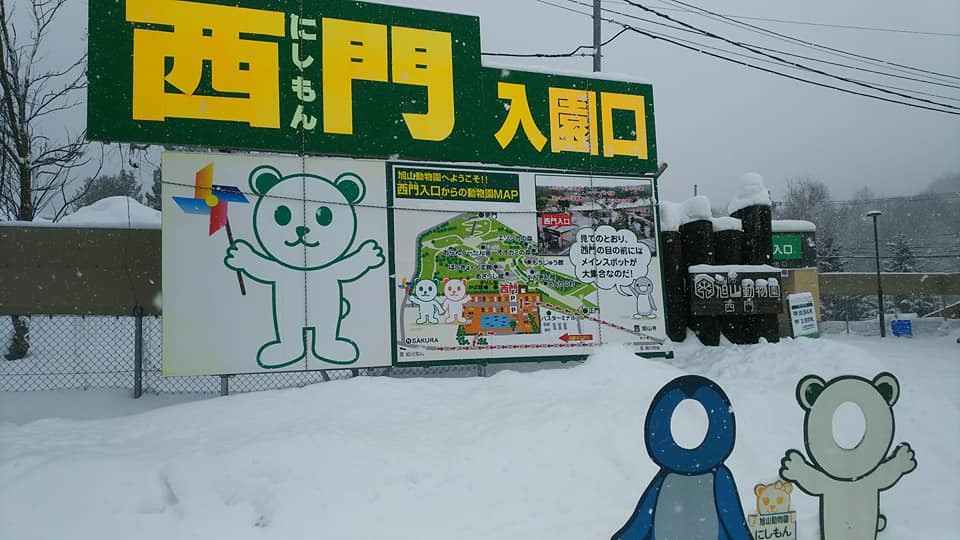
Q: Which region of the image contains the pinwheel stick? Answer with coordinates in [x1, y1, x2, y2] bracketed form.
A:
[224, 218, 247, 295]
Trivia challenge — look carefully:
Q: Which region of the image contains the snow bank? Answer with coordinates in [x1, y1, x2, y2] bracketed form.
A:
[0, 196, 160, 229]
[711, 216, 742, 232]
[658, 201, 683, 232]
[680, 195, 712, 224]
[727, 172, 771, 214]
[57, 196, 161, 228]
[1, 335, 957, 540]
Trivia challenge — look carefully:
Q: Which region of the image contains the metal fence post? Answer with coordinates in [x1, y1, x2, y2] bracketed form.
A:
[220, 375, 229, 396]
[133, 305, 144, 398]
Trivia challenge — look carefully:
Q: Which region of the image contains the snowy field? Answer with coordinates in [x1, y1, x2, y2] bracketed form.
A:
[1, 332, 957, 539]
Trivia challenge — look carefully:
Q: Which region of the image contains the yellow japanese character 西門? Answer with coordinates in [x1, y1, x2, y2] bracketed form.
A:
[548, 87, 597, 155]
[601, 92, 648, 159]
[322, 18, 389, 135]
[126, 0, 285, 128]
[392, 26, 454, 141]
[494, 82, 547, 151]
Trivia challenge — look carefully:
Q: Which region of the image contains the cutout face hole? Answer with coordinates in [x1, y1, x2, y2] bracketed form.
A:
[671, 399, 709, 449]
[832, 401, 866, 450]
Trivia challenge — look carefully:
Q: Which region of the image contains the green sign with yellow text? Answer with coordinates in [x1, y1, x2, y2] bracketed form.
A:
[88, 0, 657, 175]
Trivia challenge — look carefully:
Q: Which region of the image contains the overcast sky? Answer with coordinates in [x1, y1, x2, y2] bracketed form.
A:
[22, 0, 960, 207]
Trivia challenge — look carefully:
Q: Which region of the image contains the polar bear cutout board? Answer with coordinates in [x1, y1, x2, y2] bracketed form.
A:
[779, 373, 916, 540]
[224, 165, 385, 369]
[613, 375, 752, 540]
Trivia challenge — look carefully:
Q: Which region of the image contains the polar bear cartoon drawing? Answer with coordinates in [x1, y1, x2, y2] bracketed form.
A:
[441, 278, 471, 324]
[225, 166, 384, 368]
[779, 373, 916, 540]
[409, 279, 444, 324]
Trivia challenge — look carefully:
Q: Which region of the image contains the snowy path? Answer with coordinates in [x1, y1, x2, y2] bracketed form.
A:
[1, 333, 957, 539]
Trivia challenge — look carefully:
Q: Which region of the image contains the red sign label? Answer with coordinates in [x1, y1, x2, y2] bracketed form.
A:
[541, 213, 573, 227]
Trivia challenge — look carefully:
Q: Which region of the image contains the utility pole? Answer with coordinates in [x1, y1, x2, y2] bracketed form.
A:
[593, 0, 602, 72]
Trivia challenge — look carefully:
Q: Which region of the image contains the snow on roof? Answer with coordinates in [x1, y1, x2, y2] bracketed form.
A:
[658, 201, 683, 232]
[680, 196, 712, 225]
[688, 264, 781, 274]
[727, 172, 771, 214]
[21, 197, 160, 229]
[772, 219, 816, 233]
[711, 217, 742, 232]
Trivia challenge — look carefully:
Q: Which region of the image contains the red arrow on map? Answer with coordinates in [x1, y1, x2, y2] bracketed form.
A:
[559, 333, 593, 343]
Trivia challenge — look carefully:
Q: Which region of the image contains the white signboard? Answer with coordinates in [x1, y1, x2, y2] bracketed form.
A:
[162, 152, 669, 376]
[787, 292, 819, 338]
[162, 152, 391, 375]
[748, 512, 797, 540]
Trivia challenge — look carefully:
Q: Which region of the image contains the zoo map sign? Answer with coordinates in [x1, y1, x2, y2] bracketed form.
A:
[88, 0, 667, 375]
[88, 0, 657, 175]
[161, 153, 667, 374]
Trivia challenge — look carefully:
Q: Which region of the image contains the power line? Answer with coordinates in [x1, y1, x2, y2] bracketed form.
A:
[621, 0, 960, 111]
[566, 0, 960, 94]
[530, 0, 960, 115]
[658, 0, 960, 82]
[609, 0, 960, 38]
[568, 0, 960, 90]
[552, 0, 960, 103]
[482, 26, 630, 58]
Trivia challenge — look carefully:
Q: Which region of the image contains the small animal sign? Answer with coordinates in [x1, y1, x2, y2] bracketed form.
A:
[748, 481, 797, 539]
[755, 481, 793, 514]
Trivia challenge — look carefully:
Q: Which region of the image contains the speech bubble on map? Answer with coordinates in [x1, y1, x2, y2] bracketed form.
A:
[569, 225, 652, 290]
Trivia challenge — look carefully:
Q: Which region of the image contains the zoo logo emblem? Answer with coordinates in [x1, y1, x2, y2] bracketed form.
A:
[224, 166, 384, 368]
[779, 372, 916, 540]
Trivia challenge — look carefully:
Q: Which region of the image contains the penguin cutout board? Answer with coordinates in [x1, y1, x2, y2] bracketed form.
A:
[612, 375, 752, 540]
[779, 372, 917, 540]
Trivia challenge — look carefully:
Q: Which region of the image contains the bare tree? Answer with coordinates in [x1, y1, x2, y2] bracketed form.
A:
[1, 0, 93, 360]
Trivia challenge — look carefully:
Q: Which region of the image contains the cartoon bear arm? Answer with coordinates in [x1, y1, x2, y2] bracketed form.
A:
[713, 465, 753, 539]
[433, 300, 446, 315]
[330, 239, 384, 282]
[779, 449, 830, 496]
[869, 443, 916, 491]
[225, 239, 276, 283]
[611, 469, 666, 540]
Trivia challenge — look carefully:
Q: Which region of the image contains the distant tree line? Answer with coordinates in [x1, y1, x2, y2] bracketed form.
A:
[774, 174, 959, 320]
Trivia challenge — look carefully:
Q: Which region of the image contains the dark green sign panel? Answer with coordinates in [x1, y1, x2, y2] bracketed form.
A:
[88, 0, 657, 175]
[772, 233, 803, 261]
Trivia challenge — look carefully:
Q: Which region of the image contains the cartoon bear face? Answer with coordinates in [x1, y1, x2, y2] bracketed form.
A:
[644, 375, 737, 474]
[796, 373, 899, 480]
[754, 481, 793, 514]
[412, 279, 438, 301]
[248, 166, 365, 270]
[443, 278, 468, 301]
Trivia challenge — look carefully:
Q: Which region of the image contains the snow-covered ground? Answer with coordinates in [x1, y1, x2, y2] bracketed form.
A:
[1, 332, 957, 539]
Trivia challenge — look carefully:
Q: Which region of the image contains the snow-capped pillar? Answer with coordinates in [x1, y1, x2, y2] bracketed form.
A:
[729, 173, 779, 343]
[680, 197, 720, 346]
[659, 202, 686, 342]
[712, 217, 747, 344]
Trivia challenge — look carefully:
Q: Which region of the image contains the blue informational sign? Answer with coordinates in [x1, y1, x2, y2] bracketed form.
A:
[891, 319, 913, 338]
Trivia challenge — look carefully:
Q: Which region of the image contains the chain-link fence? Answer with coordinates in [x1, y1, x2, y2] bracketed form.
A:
[0, 314, 513, 395]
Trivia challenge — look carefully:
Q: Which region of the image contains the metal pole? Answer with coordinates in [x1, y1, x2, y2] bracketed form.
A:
[593, 0, 602, 72]
[133, 304, 143, 399]
[220, 375, 229, 396]
[872, 216, 886, 337]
